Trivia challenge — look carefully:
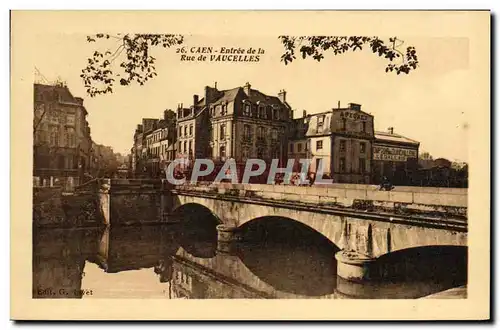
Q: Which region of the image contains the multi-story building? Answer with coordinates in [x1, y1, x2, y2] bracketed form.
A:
[33, 83, 92, 190]
[131, 119, 157, 178]
[288, 103, 374, 183]
[130, 82, 420, 185]
[176, 83, 292, 172]
[131, 111, 176, 178]
[89, 142, 119, 178]
[372, 127, 420, 185]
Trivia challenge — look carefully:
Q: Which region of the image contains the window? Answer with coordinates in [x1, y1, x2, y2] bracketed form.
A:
[258, 126, 265, 139]
[297, 143, 303, 152]
[257, 147, 264, 159]
[188, 141, 192, 154]
[342, 118, 347, 131]
[362, 121, 367, 133]
[340, 157, 346, 172]
[271, 128, 278, 141]
[64, 128, 69, 147]
[242, 148, 249, 161]
[221, 104, 227, 115]
[340, 140, 346, 152]
[183, 141, 187, 153]
[273, 109, 280, 120]
[220, 124, 226, 140]
[50, 126, 59, 146]
[244, 104, 251, 116]
[259, 106, 266, 119]
[184, 126, 187, 136]
[316, 140, 323, 150]
[290, 143, 294, 153]
[244, 124, 251, 140]
[219, 145, 226, 158]
[189, 125, 193, 136]
[178, 127, 182, 137]
[317, 115, 325, 129]
[360, 142, 366, 153]
[359, 158, 366, 173]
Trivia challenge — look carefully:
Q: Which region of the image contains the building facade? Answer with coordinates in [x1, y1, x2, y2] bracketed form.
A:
[288, 103, 374, 183]
[129, 83, 420, 185]
[33, 83, 92, 190]
[372, 128, 420, 185]
[131, 111, 176, 178]
[176, 83, 292, 168]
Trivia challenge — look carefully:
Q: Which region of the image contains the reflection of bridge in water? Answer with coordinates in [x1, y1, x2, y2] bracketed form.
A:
[72, 179, 468, 284]
[33, 213, 467, 299]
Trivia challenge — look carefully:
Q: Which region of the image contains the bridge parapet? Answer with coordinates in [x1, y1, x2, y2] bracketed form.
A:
[173, 182, 467, 219]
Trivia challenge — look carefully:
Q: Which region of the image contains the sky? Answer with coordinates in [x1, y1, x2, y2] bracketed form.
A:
[34, 34, 470, 162]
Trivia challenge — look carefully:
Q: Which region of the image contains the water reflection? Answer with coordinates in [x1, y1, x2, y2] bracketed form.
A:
[32, 228, 101, 298]
[32, 220, 467, 299]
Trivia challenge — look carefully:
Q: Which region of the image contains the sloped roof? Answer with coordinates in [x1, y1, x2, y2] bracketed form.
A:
[210, 86, 287, 107]
[211, 87, 241, 105]
[246, 88, 284, 106]
[34, 83, 78, 104]
[375, 131, 419, 145]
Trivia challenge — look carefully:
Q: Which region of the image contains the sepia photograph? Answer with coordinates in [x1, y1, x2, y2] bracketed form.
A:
[11, 10, 490, 320]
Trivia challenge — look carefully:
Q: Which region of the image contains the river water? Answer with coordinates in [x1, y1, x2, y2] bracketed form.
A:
[33, 221, 467, 299]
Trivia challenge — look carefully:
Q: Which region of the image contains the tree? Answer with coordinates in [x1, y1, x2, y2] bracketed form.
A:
[81, 33, 184, 97]
[278, 36, 418, 74]
[81, 34, 418, 97]
[419, 151, 433, 161]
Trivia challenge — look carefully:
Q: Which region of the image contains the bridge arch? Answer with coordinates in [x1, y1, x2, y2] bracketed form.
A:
[172, 194, 467, 259]
[170, 202, 220, 258]
[238, 215, 341, 249]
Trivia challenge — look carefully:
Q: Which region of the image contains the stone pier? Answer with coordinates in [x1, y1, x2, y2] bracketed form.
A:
[335, 250, 376, 281]
[216, 224, 243, 255]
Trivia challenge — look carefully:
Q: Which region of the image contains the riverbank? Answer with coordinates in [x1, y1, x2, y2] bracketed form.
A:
[422, 285, 467, 299]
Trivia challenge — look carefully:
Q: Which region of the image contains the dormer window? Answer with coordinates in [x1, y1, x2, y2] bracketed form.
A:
[259, 105, 266, 119]
[317, 115, 325, 130]
[273, 108, 280, 120]
[244, 103, 251, 116]
[221, 104, 227, 115]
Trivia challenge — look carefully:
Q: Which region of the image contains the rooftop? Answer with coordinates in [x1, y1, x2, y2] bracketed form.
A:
[375, 130, 419, 145]
[34, 83, 81, 105]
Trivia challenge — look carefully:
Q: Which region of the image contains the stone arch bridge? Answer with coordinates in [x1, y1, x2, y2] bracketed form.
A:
[76, 179, 468, 281]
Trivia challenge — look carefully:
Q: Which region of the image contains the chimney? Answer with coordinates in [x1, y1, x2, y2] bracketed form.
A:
[388, 127, 394, 134]
[243, 82, 251, 96]
[214, 81, 217, 89]
[193, 94, 199, 106]
[74, 97, 84, 105]
[278, 89, 287, 103]
[205, 86, 219, 104]
[303, 110, 307, 118]
[338, 101, 340, 109]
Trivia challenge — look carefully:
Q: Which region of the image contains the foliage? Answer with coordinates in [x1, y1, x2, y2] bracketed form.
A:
[419, 151, 433, 160]
[81, 33, 184, 97]
[80, 34, 418, 97]
[278, 36, 419, 75]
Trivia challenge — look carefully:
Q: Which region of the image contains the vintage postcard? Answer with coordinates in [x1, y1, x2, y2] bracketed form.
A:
[11, 10, 490, 320]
